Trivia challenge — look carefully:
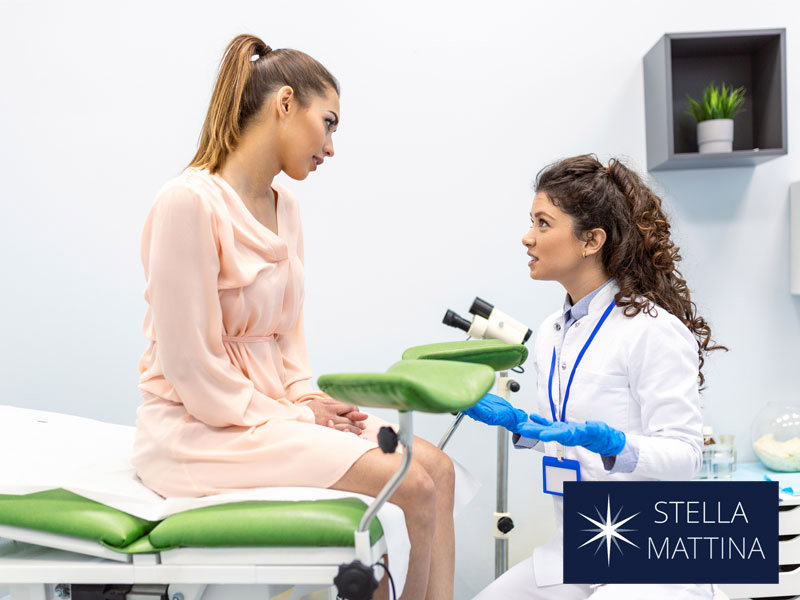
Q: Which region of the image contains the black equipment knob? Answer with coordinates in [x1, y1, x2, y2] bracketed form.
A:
[334, 561, 378, 600]
[509, 380, 520, 393]
[377, 426, 398, 454]
[497, 516, 515, 534]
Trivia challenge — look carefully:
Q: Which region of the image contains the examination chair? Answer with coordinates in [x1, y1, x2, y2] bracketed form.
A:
[0, 340, 527, 600]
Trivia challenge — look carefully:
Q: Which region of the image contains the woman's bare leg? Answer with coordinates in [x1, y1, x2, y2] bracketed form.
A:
[410, 437, 455, 600]
[330, 448, 436, 600]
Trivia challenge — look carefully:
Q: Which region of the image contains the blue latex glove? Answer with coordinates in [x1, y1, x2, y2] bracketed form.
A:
[515, 413, 555, 441]
[462, 393, 528, 432]
[535, 419, 626, 457]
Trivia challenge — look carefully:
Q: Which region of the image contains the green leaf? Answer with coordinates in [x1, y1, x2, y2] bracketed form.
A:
[686, 94, 703, 121]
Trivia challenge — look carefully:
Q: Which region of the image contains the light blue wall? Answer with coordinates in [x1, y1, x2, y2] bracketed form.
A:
[1, 0, 798, 595]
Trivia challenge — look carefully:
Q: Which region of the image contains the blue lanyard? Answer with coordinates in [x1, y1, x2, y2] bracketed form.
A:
[548, 299, 616, 423]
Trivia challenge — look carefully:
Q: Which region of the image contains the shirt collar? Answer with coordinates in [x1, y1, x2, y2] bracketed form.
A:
[563, 278, 614, 322]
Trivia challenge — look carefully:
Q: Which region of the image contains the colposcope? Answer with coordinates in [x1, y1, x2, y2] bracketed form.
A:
[443, 297, 532, 346]
[439, 297, 532, 578]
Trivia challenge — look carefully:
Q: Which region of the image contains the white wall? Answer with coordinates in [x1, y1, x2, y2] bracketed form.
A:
[1, 0, 798, 595]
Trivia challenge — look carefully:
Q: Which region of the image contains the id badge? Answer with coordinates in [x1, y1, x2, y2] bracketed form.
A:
[542, 455, 581, 496]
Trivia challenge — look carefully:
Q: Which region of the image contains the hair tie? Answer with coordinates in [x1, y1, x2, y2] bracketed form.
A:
[250, 46, 273, 63]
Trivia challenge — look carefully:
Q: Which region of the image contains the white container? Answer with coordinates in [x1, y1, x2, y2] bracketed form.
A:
[752, 401, 800, 472]
[696, 118, 734, 153]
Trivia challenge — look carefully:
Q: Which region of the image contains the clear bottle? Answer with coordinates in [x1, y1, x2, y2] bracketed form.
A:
[717, 434, 737, 473]
[699, 425, 716, 479]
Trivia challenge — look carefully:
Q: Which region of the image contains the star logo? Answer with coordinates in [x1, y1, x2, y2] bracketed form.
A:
[578, 494, 639, 566]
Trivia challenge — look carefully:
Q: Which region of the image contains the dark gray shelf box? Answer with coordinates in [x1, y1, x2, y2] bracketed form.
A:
[643, 29, 787, 171]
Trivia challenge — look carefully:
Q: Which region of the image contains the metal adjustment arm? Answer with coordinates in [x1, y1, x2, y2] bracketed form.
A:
[353, 411, 413, 565]
[338, 413, 414, 599]
[494, 370, 511, 577]
[437, 412, 464, 450]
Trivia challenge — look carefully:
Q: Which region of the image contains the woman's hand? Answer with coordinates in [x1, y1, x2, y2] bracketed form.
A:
[305, 396, 368, 435]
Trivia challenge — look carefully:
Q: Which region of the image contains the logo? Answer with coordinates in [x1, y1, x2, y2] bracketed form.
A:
[578, 495, 639, 565]
[563, 481, 778, 584]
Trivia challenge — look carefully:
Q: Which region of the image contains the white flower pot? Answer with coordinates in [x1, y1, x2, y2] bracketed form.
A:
[696, 118, 734, 153]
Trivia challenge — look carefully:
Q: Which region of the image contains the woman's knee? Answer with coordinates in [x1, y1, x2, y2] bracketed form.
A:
[396, 462, 436, 518]
[418, 445, 455, 495]
[434, 451, 456, 492]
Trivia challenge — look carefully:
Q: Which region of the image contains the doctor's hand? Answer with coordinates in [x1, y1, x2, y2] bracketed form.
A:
[515, 413, 555, 440]
[462, 393, 528, 432]
[536, 419, 626, 457]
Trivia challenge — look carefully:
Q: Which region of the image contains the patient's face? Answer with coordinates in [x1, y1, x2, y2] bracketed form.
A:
[278, 86, 339, 180]
[521, 192, 585, 282]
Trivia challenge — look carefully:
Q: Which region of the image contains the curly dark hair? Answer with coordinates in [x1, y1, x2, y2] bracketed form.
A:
[534, 154, 726, 387]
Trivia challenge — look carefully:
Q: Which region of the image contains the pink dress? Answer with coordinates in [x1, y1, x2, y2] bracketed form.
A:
[132, 167, 385, 498]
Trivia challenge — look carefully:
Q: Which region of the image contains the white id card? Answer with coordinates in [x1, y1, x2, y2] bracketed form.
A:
[542, 455, 581, 496]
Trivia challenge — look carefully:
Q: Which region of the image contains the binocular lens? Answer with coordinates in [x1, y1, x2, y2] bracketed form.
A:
[443, 309, 471, 333]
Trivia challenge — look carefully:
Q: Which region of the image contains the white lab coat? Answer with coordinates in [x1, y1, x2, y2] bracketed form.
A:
[526, 281, 704, 588]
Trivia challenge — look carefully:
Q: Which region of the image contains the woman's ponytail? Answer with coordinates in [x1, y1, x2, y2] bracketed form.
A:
[606, 158, 676, 275]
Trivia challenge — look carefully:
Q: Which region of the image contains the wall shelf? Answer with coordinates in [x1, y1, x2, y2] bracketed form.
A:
[643, 29, 787, 171]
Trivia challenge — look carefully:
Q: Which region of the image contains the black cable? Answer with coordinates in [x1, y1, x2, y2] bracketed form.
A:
[512, 365, 525, 374]
[372, 560, 397, 600]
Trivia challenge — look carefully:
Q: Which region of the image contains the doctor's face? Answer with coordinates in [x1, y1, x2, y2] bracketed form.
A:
[522, 192, 586, 282]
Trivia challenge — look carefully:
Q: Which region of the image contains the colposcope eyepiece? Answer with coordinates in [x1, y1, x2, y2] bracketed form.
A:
[469, 297, 494, 320]
[443, 309, 471, 333]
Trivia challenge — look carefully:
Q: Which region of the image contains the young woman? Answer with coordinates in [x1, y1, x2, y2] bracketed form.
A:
[465, 155, 725, 599]
[132, 34, 455, 600]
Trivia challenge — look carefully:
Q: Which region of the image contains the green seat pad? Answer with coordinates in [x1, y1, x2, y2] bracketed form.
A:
[402, 340, 528, 371]
[147, 498, 383, 549]
[0, 489, 157, 550]
[318, 359, 494, 413]
[0, 491, 384, 554]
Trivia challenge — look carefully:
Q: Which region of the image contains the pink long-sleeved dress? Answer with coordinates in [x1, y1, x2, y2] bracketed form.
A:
[132, 167, 384, 498]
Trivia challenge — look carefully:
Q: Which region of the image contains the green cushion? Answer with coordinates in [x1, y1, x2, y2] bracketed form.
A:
[147, 498, 383, 549]
[0, 489, 157, 550]
[318, 359, 494, 412]
[402, 340, 528, 371]
[0, 490, 384, 553]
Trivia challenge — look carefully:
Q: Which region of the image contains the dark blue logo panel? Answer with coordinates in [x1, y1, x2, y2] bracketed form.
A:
[563, 481, 778, 584]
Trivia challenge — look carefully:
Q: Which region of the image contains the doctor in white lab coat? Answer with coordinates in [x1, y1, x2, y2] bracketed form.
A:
[467, 154, 726, 600]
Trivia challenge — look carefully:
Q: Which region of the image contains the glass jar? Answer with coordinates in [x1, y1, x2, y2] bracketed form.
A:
[751, 402, 800, 472]
[717, 434, 737, 473]
[698, 425, 715, 478]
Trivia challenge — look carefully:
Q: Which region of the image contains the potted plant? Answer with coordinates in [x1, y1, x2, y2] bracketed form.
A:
[687, 82, 746, 153]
